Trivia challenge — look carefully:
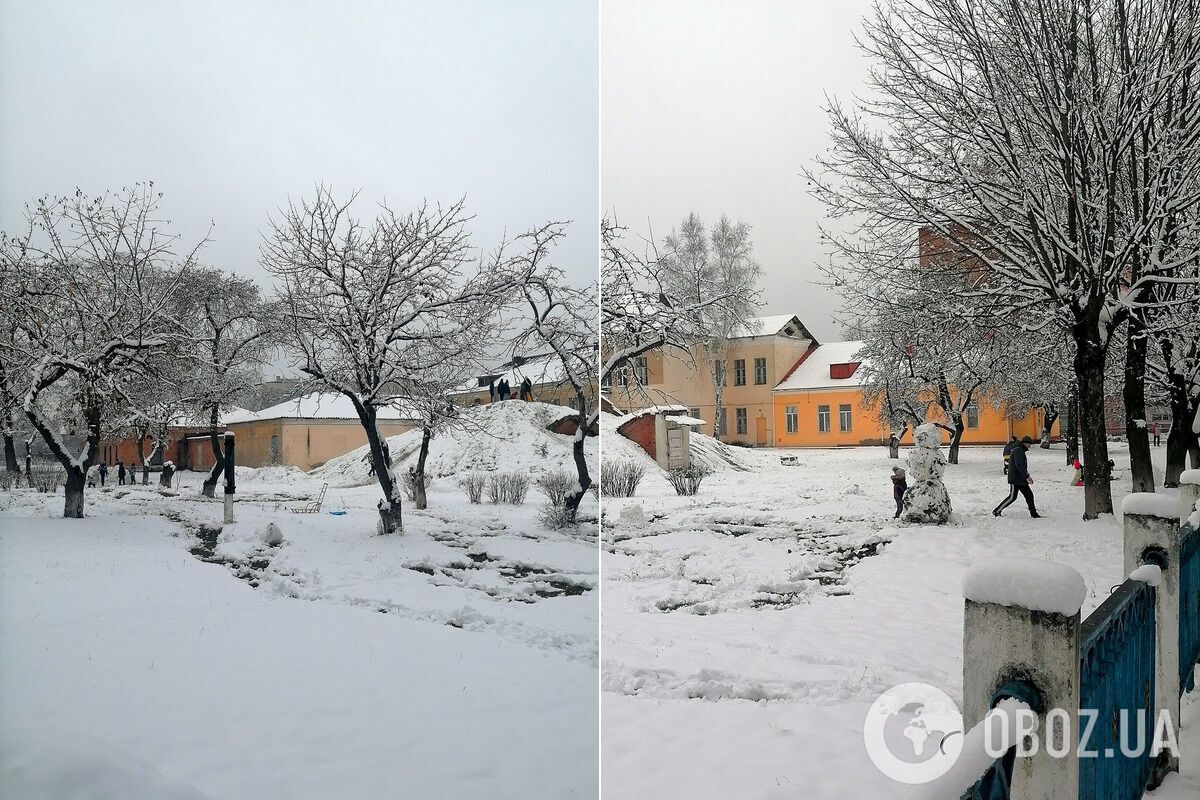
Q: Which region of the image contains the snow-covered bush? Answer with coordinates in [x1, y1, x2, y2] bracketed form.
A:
[487, 472, 530, 505]
[536, 469, 576, 507]
[460, 471, 486, 504]
[600, 460, 646, 497]
[401, 468, 432, 501]
[667, 465, 710, 496]
[0, 470, 22, 491]
[28, 463, 64, 494]
[537, 502, 577, 530]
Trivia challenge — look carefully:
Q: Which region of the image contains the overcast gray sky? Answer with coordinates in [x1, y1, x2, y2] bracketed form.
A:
[0, 0, 598, 290]
[602, 0, 873, 342]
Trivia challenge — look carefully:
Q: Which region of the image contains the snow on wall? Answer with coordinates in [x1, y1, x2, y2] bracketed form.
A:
[1180, 469, 1200, 486]
[963, 558, 1087, 616]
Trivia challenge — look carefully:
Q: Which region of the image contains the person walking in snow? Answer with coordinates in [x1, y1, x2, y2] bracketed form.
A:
[1001, 435, 1018, 475]
[117, 460, 126, 486]
[1152, 421, 1161, 447]
[98, 461, 107, 487]
[498, 379, 510, 401]
[520, 377, 533, 401]
[993, 436, 1040, 518]
[890, 466, 908, 519]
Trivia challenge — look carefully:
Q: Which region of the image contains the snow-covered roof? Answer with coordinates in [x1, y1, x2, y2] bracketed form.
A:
[729, 314, 811, 340]
[610, 404, 689, 429]
[224, 392, 417, 424]
[666, 415, 706, 427]
[772, 340, 868, 391]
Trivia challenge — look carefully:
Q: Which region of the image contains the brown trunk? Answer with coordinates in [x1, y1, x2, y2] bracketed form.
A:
[1074, 331, 1114, 519]
[947, 422, 964, 465]
[200, 406, 224, 498]
[359, 404, 402, 533]
[1065, 382, 1079, 465]
[412, 427, 432, 510]
[3, 433, 17, 472]
[1123, 320, 1154, 492]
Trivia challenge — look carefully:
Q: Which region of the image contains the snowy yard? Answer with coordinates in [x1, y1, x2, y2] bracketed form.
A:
[0, 407, 598, 799]
[600, 439, 1199, 799]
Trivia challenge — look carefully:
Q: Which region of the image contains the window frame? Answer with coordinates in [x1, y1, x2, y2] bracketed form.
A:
[733, 358, 746, 386]
[839, 403, 852, 433]
[786, 404, 798, 434]
[754, 357, 767, 385]
[817, 404, 831, 433]
[735, 407, 748, 435]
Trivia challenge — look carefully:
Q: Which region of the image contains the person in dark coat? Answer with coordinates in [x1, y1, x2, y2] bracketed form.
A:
[1001, 435, 1018, 475]
[117, 460, 126, 486]
[520, 377, 533, 401]
[98, 461, 108, 487]
[890, 466, 908, 519]
[488, 379, 496, 403]
[498, 379, 510, 401]
[993, 436, 1040, 518]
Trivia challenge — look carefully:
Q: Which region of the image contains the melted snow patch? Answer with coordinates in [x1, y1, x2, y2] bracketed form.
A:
[963, 557, 1086, 615]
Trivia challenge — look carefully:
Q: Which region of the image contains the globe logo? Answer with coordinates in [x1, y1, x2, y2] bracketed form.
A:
[864, 683, 964, 784]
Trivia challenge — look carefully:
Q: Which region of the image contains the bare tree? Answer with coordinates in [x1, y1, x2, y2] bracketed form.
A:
[659, 213, 762, 438]
[0, 185, 202, 517]
[510, 222, 597, 522]
[809, 0, 1200, 518]
[263, 187, 513, 534]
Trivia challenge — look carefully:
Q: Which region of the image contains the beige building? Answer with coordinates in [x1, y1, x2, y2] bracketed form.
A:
[604, 315, 818, 445]
[214, 392, 418, 471]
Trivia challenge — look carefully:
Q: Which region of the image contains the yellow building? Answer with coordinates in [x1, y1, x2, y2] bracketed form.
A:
[220, 392, 418, 471]
[770, 340, 1056, 447]
[604, 315, 818, 444]
[451, 352, 598, 413]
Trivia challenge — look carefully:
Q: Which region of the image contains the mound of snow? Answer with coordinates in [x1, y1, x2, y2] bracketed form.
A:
[0, 728, 212, 800]
[599, 411, 762, 474]
[313, 401, 596, 486]
[233, 465, 307, 485]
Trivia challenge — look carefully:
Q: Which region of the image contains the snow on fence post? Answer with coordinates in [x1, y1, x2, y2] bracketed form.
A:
[1180, 470, 1200, 527]
[962, 558, 1085, 800]
[1122, 492, 1184, 756]
[223, 432, 235, 524]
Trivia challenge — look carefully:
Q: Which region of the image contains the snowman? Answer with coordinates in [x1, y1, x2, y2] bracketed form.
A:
[901, 423, 952, 524]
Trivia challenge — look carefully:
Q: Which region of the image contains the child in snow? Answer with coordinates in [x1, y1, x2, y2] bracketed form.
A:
[1071, 458, 1083, 487]
[890, 466, 908, 519]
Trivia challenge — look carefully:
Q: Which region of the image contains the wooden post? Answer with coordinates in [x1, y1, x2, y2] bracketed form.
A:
[223, 432, 235, 524]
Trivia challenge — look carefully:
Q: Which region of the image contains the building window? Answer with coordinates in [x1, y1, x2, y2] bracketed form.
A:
[818, 404, 831, 433]
[689, 407, 701, 419]
[839, 404, 852, 432]
[718, 407, 727, 435]
[754, 357, 767, 385]
[734, 359, 746, 386]
[966, 402, 980, 429]
[633, 356, 648, 385]
[735, 407, 747, 435]
[786, 405, 798, 433]
[713, 359, 726, 385]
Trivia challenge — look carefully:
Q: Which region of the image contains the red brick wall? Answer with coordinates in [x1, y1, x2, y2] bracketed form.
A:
[616, 416, 657, 460]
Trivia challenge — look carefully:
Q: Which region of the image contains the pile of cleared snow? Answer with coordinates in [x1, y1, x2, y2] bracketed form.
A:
[963, 557, 1087, 615]
[234, 465, 307, 485]
[0, 729, 211, 800]
[312, 401, 596, 485]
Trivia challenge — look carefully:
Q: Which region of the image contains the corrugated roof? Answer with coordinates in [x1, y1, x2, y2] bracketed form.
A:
[224, 392, 418, 424]
[772, 341, 868, 391]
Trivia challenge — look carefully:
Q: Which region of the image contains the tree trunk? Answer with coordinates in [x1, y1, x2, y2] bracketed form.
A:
[63, 467, 85, 518]
[947, 420, 964, 465]
[159, 462, 175, 488]
[1066, 381, 1079, 465]
[137, 433, 150, 485]
[1074, 332, 1114, 519]
[200, 406, 224, 498]
[3, 433, 17, 472]
[1040, 406, 1059, 449]
[411, 427, 432, 510]
[888, 434, 901, 459]
[360, 406, 402, 533]
[564, 410, 591, 522]
[1123, 320, 1154, 493]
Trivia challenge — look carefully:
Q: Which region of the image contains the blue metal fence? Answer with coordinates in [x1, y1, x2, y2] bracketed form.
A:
[961, 681, 1042, 800]
[1078, 578, 1157, 800]
[1181, 523, 1200, 694]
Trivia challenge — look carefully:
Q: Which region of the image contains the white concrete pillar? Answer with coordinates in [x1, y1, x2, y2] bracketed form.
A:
[1123, 497, 1183, 750]
[962, 599, 1080, 800]
[1181, 470, 1200, 528]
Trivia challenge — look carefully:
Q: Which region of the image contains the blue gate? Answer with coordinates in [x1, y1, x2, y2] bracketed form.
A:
[1181, 523, 1200, 694]
[1078, 578, 1156, 800]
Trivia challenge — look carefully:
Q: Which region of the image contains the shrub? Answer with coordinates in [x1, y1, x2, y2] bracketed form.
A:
[667, 465, 710, 496]
[0, 470, 22, 491]
[28, 463, 64, 494]
[536, 469, 576, 507]
[460, 471, 486, 504]
[401, 467, 432, 500]
[600, 460, 646, 498]
[537, 502, 577, 530]
[487, 472, 530, 505]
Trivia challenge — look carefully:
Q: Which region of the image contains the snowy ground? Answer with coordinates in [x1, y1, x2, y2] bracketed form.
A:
[0, 407, 598, 799]
[600, 437, 1199, 799]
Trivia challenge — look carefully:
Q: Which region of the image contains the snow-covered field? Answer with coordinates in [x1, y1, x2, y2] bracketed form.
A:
[0, 403, 598, 800]
[600, 436, 1199, 799]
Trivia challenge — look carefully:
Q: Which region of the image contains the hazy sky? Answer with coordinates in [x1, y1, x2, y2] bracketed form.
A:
[602, 0, 874, 342]
[0, 0, 598, 290]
